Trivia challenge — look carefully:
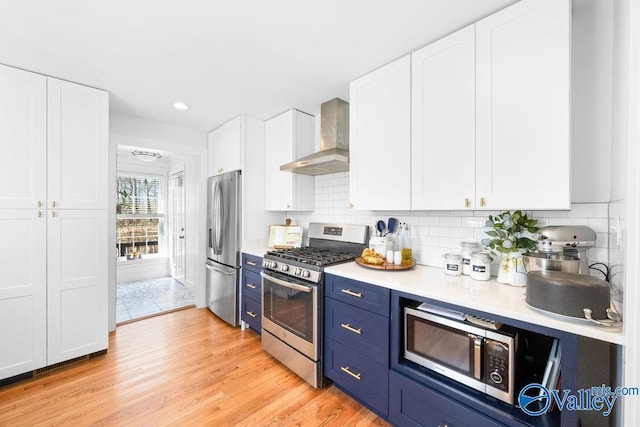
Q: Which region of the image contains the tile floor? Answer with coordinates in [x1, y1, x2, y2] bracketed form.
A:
[116, 277, 195, 324]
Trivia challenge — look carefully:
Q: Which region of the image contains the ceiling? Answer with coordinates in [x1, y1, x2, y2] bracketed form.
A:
[0, 0, 516, 133]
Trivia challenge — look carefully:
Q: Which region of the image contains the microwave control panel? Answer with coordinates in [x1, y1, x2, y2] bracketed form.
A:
[485, 339, 510, 392]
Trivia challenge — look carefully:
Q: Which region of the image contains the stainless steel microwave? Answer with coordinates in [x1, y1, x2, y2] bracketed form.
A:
[404, 306, 516, 404]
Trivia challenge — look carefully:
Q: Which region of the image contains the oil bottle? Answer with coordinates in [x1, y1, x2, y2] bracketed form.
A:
[397, 222, 413, 265]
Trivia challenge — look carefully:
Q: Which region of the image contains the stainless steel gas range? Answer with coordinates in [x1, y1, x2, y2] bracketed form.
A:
[260, 223, 370, 388]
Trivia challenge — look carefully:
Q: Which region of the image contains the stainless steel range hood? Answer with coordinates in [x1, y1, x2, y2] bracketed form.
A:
[280, 98, 349, 175]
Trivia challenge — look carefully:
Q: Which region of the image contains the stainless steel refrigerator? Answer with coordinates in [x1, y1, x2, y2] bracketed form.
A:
[206, 170, 241, 326]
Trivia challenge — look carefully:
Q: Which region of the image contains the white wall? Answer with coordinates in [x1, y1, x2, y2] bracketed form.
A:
[108, 114, 207, 331]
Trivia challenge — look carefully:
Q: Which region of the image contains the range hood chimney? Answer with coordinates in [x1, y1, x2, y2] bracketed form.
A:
[280, 98, 349, 175]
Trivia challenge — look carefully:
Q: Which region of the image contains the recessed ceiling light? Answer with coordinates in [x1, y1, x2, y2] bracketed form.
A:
[173, 102, 190, 110]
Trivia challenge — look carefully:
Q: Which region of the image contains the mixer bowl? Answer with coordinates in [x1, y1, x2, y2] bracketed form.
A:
[523, 252, 581, 273]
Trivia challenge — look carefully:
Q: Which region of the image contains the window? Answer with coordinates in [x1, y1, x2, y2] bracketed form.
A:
[116, 174, 166, 258]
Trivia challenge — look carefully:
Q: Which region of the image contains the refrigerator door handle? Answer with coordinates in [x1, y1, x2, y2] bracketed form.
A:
[206, 262, 235, 276]
[213, 181, 223, 254]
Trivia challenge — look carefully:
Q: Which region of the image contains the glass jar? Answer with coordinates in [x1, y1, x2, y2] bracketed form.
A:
[460, 240, 481, 275]
[443, 252, 462, 276]
[470, 251, 493, 281]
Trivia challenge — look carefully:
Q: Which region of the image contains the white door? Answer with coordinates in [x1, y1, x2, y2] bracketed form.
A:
[475, 0, 571, 210]
[47, 209, 108, 364]
[169, 171, 186, 282]
[47, 77, 109, 210]
[0, 64, 47, 209]
[0, 210, 47, 380]
[349, 55, 411, 210]
[411, 25, 476, 210]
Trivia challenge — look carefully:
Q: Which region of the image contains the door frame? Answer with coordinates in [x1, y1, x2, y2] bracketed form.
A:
[168, 166, 187, 284]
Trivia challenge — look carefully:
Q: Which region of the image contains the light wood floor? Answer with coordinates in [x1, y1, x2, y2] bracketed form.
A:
[0, 307, 390, 426]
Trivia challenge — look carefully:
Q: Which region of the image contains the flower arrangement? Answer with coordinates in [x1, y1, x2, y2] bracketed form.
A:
[481, 210, 539, 254]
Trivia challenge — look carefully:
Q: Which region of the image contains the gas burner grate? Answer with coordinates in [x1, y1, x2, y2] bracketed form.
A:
[266, 247, 358, 267]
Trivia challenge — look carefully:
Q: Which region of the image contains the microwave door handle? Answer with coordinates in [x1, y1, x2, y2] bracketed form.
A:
[473, 336, 482, 380]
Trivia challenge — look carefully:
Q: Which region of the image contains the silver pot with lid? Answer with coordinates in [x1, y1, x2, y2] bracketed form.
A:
[526, 271, 621, 327]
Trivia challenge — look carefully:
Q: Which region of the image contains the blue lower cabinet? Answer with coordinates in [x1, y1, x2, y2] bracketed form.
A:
[325, 338, 388, 416]
[241, 296, 261, 333]
[389, 370, 502, 427]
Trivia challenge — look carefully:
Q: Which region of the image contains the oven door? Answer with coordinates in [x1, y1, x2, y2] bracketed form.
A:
[261, 271, 318, 361]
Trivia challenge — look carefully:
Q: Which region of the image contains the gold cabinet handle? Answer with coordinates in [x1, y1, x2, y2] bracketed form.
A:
[51, 201, 56, 208]
[37, 200, 42, 208]
[286, 203, 291, 209]
[480, 197, 486, 207]
[246, 311, 257, 318]
[51, 211, 56, 218]
[340, 366, 362, 380]
[464, 198, 471, 208]
[340, 323, 362, 335]
[37, 211, 42, 218]
[247, 283, 257, 289]
[246, 261, 258, 266]
[340, 289, 363, 298]
[349, 202, 354, 209]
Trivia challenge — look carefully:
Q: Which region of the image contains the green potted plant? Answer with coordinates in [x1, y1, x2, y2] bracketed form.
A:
[481, 210, 539, 286]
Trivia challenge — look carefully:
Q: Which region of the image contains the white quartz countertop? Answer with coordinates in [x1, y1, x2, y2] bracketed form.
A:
[242, 247, 269, 258]
[324, 262, 624, 345]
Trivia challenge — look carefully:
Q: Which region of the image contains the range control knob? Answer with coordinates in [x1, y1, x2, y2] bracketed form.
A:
[281, 264, 289, 272]
[268, 261, 277, 269]
[301, 270, 311, 278]
[489, 370, 503, 384]
[294, 268, 301, 276]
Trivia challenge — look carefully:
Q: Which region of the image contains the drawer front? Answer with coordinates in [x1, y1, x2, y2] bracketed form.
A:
[325, 338, 388, 416]
[242, 269, 262, 301]
[325, 297, 389, 366]
[242, 295, 261, 333]
[242, 253, 262, 272]
[389, 370, 502, 427]
[325, 274, 390, 316]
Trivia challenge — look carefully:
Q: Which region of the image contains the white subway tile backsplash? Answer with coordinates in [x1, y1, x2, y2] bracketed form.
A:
[287, 172, 610, 269]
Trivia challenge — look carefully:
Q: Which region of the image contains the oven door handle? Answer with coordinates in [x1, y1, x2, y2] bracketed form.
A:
[260, 271, 313, 293]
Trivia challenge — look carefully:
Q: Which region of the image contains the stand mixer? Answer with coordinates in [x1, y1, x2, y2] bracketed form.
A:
[535, 225, 597, 275]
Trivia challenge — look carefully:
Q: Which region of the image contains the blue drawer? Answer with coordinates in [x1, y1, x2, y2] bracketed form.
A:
[325, 337, 388, 416]
[242, 269, 262, 301]
[241, 295, 261, 333]
[325, 297, 389, 366]
[325, 274, 390, 316]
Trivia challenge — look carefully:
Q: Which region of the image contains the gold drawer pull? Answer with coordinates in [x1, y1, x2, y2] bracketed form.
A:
[37, 211, 42, 218]
[464, 198, 471, 208]
[246, 261, 258, 266]
[247, 283, 257, 289]
[480, 197, 486, 207]
[341, 289, 362, 298]
[340, 366, 361, 380]
[51, 211, 56, 218]
[246, 311, 257, 318]
[340, 323, 362, 335]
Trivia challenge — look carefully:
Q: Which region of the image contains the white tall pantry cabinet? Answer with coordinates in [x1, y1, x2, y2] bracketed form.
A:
[0, 64, 108, 380]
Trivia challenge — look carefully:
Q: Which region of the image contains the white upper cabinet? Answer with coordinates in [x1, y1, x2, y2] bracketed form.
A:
[411, 25, 476, 210]
[0, 64, 47, 209]
[207, 116, 243, 176]
[47, 78, 109, 210]
[264, 109, 315, 211]
[349, 55, 411, 211]
[475, 0, 571, 210]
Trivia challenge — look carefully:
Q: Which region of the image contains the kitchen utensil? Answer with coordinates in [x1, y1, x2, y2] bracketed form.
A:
[387, 217, 398, 234]
[523, 252, 580, 273]
[526, 270, 612, 321]
[376, 220, 386, 237]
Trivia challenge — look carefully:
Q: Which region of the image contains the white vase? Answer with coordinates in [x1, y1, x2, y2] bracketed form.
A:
[496, 251, 527, 286]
